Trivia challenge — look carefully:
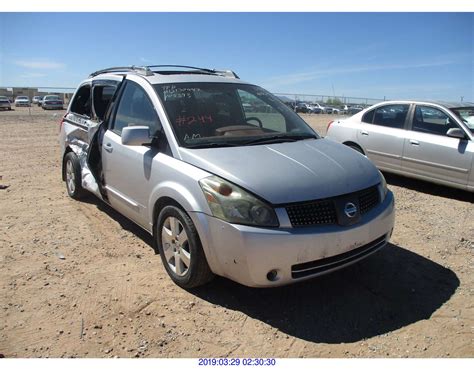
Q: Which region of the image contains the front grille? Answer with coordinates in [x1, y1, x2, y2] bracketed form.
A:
[286, 199, 337, 226]
[291, 234, 387, 279]
[285, 185, 380, 227]
[359, 186, 380, 214]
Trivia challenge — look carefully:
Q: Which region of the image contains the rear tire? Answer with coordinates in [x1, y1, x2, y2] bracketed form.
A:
[64, 152, 87, 199]
[156, 205, 214, 288]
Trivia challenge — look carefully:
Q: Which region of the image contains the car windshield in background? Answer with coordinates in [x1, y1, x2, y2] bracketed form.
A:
[451, 107, 474, 131]
[154, 82, 318, 148]
[45, 95, 60, 100]
[17, 97, 28, 100]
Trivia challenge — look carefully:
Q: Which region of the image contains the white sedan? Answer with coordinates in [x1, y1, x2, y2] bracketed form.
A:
[326, 100, 474, 192]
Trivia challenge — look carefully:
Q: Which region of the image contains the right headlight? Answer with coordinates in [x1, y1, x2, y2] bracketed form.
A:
[378, 171, 388, 202]
[199, 175, 279, 227]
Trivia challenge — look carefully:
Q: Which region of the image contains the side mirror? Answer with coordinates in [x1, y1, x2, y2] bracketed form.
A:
[446, 128, 465, 139]
[121, 126, 152, 146]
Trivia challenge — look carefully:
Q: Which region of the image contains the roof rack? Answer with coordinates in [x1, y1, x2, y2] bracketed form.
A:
[89, 65, 239, 79]
[89, 66, 153, 78]
[147, 65, 239, 79]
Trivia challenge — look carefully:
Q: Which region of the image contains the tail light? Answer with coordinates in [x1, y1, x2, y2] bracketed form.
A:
[326, 121, 334, 133]
[59, 112, 68, 133]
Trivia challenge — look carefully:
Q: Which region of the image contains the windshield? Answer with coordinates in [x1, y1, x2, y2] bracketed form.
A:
[17, 97, 28, 100]
[451, 107, 474, 131]
[154, 82, 318, 148]
[45, 95, 60, 100]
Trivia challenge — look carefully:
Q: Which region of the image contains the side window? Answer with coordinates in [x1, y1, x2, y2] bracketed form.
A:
[413, 106, 456, 136]
[372, 104, 409, 128]
[237, 89, 286, 132]
[362, 109, 375, 124]
[70, 85, 91, 118]
[112, 81, 161, 136]
[93, 85, 117, 121]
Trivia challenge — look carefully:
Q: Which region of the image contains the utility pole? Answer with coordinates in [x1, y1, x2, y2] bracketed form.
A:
[460, 96, 464, 102]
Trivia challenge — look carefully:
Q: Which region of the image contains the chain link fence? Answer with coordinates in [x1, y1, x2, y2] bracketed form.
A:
[0, 86, 387, 114]
[274, 92, 387, 107]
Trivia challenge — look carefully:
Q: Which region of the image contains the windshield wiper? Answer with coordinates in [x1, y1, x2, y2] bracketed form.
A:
[244, 134, 317, 146]
[185, 142, 239, 149]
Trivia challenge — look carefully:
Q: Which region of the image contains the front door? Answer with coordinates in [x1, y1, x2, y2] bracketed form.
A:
[101, 79, 164, 228]
[402, 105, 472, 187]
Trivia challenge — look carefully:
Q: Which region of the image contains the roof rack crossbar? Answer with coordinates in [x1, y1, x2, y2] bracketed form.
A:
[89, 65, 239, 79]
[89, 66, 153, 78]
[148, 65, 240, 79]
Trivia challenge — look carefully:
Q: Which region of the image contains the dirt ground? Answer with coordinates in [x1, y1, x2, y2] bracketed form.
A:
[0, 107, 473, 358]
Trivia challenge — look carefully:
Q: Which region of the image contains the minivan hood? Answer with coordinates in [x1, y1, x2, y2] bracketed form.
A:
[179, 138, 381, 204]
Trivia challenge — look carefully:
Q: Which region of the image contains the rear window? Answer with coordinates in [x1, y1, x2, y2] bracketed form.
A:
[372, 104, 409, 128]
[70, 85, 91, 117]
[93, 85, 117, 120]
[362, 109, 375, 124]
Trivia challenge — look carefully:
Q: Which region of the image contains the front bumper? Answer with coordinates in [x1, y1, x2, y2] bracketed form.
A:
[43, 103, 63, 109]
[191, 190, 395, 287]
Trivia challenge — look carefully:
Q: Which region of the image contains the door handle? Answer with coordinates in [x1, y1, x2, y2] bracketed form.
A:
[409, 139, 420, 146]
[361, 130, 369, 136]
[104, 143, 113, 153]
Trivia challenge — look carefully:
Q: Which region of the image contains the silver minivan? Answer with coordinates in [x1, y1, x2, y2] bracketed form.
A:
[59, 65, 395, 288]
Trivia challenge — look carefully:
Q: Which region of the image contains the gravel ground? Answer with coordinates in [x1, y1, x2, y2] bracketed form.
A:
[0, 107, 473, 358]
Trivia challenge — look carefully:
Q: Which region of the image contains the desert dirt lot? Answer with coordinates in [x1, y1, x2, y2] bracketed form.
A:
[0, 107, 473, 358]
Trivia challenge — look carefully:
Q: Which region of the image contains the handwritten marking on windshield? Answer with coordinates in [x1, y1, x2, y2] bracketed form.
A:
[175, 115, 213, 127]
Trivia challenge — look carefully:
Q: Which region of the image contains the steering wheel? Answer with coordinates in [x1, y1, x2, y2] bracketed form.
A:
[246, 116, 263, 128]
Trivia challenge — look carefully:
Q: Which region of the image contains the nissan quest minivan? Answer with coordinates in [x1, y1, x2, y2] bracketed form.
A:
[59, 65, 395, 288]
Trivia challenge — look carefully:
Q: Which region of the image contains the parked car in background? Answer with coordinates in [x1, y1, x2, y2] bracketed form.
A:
[32, 96, 43, 105]
[60, 64, 394, 288]
[14, 96, 30, 107]
[347, 105, 364, 115]
[324, 105, 341, 114]
[295, 103, 312, 113]
[0, 96, 12, 111]
[42, 95, 64, 110]
[311, 106, 322, 114]
[311, 103, 327, 114]
[326, 100, 474, 192]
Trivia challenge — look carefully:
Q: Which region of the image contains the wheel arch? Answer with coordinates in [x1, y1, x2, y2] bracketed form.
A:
[150, 186, 221, 276]
[152, 196, 186, 231]
[343, 141, 366, 155]
[61, 146, 73, 181]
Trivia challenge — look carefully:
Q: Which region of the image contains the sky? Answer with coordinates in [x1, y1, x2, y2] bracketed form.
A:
[0, 12, 473, 101]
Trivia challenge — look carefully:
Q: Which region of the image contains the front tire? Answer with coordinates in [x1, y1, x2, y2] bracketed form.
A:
[156, 205, 214, 288]
[64, 152, 87, 199]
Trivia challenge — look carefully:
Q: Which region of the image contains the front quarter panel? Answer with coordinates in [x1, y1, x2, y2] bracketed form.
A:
[147, 154, 212, 225]
[146, 154, 228, 274]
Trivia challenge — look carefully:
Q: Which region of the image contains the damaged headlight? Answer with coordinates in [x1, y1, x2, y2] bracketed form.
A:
[199, 175, 279, 227]
[378, 171, 388, 202]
